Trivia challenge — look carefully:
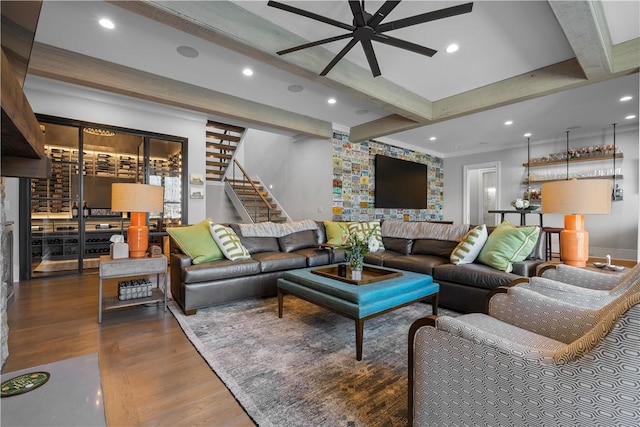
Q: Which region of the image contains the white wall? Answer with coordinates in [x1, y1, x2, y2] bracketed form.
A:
[444, 125, 639, 260]
[237, 129, 333, 221]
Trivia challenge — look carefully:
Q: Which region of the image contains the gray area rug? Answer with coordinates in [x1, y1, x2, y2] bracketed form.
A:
[169, 296, 458, 427]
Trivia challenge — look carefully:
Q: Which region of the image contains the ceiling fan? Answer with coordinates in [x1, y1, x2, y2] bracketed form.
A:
[267, 1, 473, 77]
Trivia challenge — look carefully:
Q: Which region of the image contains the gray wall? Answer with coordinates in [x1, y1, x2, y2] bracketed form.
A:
[444, 125, 639, 260]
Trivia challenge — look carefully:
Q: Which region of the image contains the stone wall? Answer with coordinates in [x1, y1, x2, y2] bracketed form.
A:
[1, 177, 8, 368]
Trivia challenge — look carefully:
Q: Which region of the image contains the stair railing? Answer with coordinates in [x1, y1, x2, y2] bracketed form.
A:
[228, 159, 273, 222]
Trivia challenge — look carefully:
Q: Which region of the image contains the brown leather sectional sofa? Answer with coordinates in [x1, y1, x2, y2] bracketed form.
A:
[170, 221, 544, 315]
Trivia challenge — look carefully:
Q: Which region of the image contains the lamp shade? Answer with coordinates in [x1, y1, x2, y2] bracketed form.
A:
[541, 179, 611, 214]
[111, 183, 164, 213]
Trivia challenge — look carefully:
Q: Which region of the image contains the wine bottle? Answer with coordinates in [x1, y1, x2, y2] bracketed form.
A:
[71, 202, 78, 218]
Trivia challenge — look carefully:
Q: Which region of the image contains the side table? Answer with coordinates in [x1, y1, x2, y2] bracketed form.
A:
[98, 255, 167, 323]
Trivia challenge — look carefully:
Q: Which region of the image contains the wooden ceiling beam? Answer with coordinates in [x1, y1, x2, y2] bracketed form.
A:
[549, 1, 613, 80]
[113, 0, 433, 123]
[28, 43, 333, 139]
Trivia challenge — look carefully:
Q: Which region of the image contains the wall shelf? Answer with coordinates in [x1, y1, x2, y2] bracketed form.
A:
[523, 153, 623, 168]
[523, 174, 623, 185]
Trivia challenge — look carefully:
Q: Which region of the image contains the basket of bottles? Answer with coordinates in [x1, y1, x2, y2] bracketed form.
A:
[118, 278, 153, 300]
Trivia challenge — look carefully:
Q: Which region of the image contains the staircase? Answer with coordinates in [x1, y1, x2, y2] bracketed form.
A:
[225, 161, 288, 223]
[205, 120, 245, 182]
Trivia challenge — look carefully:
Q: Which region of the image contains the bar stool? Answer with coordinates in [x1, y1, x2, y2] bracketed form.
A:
[543, 227, 562, 261]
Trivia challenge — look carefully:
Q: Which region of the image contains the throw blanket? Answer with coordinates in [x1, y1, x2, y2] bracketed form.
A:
[238, 219, 318, 237]
[382, 221, 470, 241]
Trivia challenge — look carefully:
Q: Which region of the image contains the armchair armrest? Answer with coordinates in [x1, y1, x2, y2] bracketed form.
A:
[539, 263, 621, 290]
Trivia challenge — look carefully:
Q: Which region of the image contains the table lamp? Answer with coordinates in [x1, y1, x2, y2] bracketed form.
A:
[541, 179, 611, 267]
[111, 183, 164, 258]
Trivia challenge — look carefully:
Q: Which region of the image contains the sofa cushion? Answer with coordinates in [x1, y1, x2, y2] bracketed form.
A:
[167, 218, 224, 265]
[251, 252, 307, 273]
[278, 230, 318, 252]
[477, 221, 541, 273]
[210, 223, 251, 261]
[324, 221, 351, 246]
[292, 247, 331, 267]
[450, 224, 488, 265]
[238, 236, 280, 254]
[382, 237, 413, 255]
[412, 239, 458, 258]
[434, 263, 519, 291]
[182, 258, 260, 283]
[364, 249, 403, 266]
[384, 255, 449, 276]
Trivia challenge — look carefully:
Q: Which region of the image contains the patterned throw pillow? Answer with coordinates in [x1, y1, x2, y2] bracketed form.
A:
[348, 221, 385, 251]
[166, 218, 224, 265]
[450, 224, 488, 265]
[477, 221, 540, 273]
[210, 223, 251, 261]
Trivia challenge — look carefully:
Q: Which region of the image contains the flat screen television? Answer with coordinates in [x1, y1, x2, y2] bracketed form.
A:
[374, 155, 427, 209]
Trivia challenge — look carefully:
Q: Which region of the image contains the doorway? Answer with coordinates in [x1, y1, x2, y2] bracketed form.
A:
[463, 162, 500, 226]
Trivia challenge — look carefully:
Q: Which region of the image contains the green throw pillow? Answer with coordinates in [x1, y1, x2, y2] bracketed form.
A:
[450, 224, 488, 265]
[348, 221, 384, 250]
[477, 221, 540, 273]
[210, 223, 251, 261]
[324, 221, 351, 246]
[167, 218, 223, 264]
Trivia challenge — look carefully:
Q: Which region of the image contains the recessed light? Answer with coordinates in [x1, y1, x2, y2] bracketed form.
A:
[429, 136, 436, 141]
[242, 68, 253, 76]
[176, 46, 199, 58]
[99, 18, 115, 29]
[626, 114, 637, 120]
[328, 98, 337, 104]
[446, 44, 459, 53]
[504, 120, 513, 126]
[620, 95, 633, 102]
[523, 132, 532, 137]
[288, 85, 304, 92]
[355, 109, 369, 115]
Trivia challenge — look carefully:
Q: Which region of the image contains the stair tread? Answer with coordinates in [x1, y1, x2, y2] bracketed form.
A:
[207, 120, 245, 134]
[206, 132, 242, 143]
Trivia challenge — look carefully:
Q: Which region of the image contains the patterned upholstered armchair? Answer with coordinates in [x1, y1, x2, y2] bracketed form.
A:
[489, 263, 640, 313]
[409, 291, 640, 426]
[538, 262, 640, 290]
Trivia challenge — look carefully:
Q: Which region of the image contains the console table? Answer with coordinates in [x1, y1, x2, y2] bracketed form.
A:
[98, 255, 167, 323]
[488, 209, 544, 227]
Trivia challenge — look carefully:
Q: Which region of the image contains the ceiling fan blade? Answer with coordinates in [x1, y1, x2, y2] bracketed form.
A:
[268, 1, 355, 32]
[277, 33, 353, 55]
[372, 34, 437, 57]
[360, 39, 381, 77]
[367, 1, 401, 27]
[376, 2, 473, 33]
[320, 38, 359, 76]
[349, 1, 366, 27]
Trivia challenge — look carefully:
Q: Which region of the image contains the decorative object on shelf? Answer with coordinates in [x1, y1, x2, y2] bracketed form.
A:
[111, 183, 164, 258]
[510, 198, 536, 211]
[117, 278, 153, 300]
[541, 179, 611, 268]
[344, 227, 379, 280]
[524, 136, 532, 201]
[83, 127, 116, 137]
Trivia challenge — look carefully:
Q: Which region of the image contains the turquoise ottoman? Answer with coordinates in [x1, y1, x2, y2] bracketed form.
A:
[277, 265, 439, 360]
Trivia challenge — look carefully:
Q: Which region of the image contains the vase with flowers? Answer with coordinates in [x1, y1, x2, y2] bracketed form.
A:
[343, 228, 380, 281]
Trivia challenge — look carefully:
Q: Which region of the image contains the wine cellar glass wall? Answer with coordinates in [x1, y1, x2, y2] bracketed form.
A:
[25, 117, 186, 279]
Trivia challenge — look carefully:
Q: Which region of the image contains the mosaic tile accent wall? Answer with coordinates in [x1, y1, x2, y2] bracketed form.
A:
[331, 131, 444, 221]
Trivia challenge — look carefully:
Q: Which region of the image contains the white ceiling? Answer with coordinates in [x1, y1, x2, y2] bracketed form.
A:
[30, 1, 639, 157]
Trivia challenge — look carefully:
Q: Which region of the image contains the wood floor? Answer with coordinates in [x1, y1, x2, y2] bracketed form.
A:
[2, 272, 255, 426]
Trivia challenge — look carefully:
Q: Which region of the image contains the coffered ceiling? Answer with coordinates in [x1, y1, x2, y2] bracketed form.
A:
[27, 1, 639, 156]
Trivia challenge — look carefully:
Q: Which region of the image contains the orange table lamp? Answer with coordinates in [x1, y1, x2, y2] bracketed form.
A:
[111, 183, 164, 258]
[541, 179, 611, 267]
